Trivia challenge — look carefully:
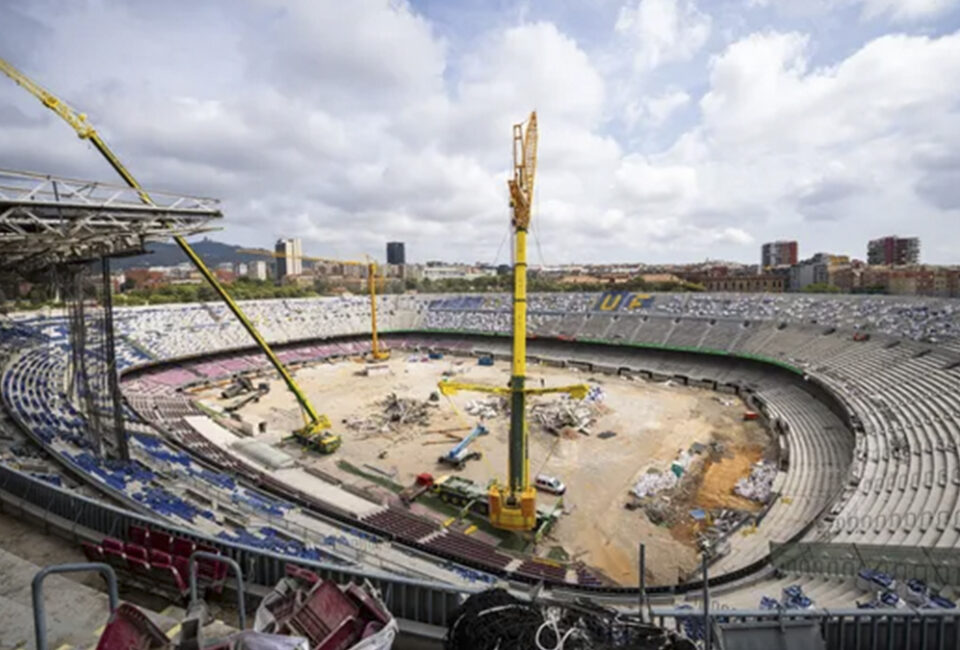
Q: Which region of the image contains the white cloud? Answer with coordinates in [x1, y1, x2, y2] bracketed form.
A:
[860, 0, 958, 21]
[749, 0, 959, 22]
[615, 0, 712, 72]
[625, 88, 691, 128]
[0, 1, 958, 265]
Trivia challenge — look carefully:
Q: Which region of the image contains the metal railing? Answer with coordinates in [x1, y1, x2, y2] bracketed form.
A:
[651, 606, 960, 650]
[9, 431, 960, 649]
[32, 562, 118, 650]
[0, 463, 471, 627]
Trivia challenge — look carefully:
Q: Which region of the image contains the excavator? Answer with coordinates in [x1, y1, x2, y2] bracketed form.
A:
[237, 249, 389, 361]
[0, 57, 342, 454]
[437, 112, 589, 531]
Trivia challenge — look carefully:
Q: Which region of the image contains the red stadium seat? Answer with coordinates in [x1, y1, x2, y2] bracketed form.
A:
[102, 545, 127, 573]
[129, 524, 150, 548]
[149, 557, 187, 596]
[171, 537, 195, 559]
[94, 603, 168, 650]
[173, 555, 191, 587]
[147, 530, 172, 554]
[82, 542, 105, 564]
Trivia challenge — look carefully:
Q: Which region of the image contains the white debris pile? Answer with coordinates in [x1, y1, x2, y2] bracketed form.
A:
[530, 385, 606, 435]
[631, 450, 694, 499]
[734, 461, 777, 503]
[531, 396, 594, 434]
[464, 397, 505, 419]
[631, 469, 678, 499]
[345, 392, 436, 434]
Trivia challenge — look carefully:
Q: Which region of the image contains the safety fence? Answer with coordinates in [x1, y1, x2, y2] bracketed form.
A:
[651, 606, 960, 650]
[772, 540, 960, 586]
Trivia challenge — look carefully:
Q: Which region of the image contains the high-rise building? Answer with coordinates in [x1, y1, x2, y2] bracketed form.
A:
[761, 240, 798, 268]
[275, 238, 303, 279]
[246, 260, 268, 281]
[386, 241, 406, 265]
[867, 236, 919, 266]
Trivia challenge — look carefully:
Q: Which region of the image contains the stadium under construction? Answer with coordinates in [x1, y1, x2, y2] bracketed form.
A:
[4, 57, 960, 650]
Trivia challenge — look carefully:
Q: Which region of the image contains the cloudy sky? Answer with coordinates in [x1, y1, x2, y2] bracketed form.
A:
[2, 0, 959, 265]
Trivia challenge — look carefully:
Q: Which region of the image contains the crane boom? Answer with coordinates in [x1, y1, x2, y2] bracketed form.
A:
[238, 248, 388, 360]
[1, 57, 336, 446]
[436, 111, 586, 531]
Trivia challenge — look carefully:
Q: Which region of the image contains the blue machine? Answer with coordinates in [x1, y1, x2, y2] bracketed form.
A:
[438, 424, 489, 468]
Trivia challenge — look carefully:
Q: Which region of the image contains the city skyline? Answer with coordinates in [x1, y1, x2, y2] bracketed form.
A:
[2, 1, 959, 264]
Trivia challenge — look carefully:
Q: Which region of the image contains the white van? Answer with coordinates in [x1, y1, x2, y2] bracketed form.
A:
[534, 474, 566, 495]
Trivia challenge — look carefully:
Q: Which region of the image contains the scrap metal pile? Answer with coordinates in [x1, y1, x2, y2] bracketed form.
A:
[445, 589, 696, 650]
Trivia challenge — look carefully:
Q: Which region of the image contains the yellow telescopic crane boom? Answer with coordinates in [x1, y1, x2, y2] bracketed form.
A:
[0, 57, 339, 451]
[438, 112, 588, 531]
[238, 249, 388, 361]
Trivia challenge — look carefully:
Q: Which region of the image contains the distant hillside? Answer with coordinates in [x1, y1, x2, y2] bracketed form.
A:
[112, 238, 270, 269]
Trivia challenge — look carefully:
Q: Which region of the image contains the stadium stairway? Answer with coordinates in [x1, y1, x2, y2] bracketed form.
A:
[0, 543, 235, 649]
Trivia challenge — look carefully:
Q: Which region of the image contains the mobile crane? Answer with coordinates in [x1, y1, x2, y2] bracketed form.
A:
[238, 249, 389, 361]
[438, 112, 589, 531]
[0, 57, 341, 453]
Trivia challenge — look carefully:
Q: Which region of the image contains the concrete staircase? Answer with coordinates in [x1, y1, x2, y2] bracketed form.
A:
[0, 545, 234, 649]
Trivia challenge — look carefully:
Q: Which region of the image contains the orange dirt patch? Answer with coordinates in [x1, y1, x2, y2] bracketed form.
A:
[695, 446, 765, 512]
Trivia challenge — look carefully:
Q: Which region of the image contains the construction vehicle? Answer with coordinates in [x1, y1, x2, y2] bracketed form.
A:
[0, 57, 341, 454]
[221, 376, 256, 399]
[431, 475, 561, 531]
[436, 112, 589, 531]
[432, 475, 490, 515]
[437, 424, 489, 469]
[239, 249, 389, 361]
[399, 472, 435, 505]
[223, 381, 270, 414]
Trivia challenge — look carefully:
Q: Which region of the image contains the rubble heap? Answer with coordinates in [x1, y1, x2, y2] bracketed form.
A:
[464, 397, 505, 419]
[344, 392, 437, 434]
[530, 386, 605, 436]
[734, 460, 777, 503]
[631, 450, 694, 499]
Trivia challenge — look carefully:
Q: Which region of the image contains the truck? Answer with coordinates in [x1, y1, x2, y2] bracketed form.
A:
[432, 475, 561, 531]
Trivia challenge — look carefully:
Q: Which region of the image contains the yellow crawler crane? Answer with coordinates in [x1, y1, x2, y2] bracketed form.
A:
[0, 57, 341, 453]
[438, 112, 588, 531]
[238, 249, 389, 361]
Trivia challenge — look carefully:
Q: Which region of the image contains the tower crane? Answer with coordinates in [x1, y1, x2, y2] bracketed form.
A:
[0, 57, 341, 454]
[237, 249, 389, 361]
[437, 112, 589, 531]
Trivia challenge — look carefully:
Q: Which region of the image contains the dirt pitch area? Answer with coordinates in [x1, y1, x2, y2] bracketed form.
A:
[195, 353, 772, 586]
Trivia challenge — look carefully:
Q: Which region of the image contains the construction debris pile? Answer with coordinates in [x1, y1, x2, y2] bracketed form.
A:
[344, 392, 437, 434]
[734, 460, 778, 503]
[530, 386, 606, 436]
[630, 450, 694, 499]
[628, 441, 762, 557]
[464, 397, 506, 419]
